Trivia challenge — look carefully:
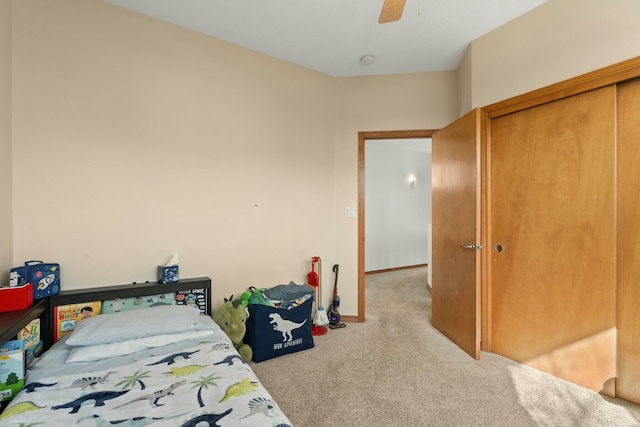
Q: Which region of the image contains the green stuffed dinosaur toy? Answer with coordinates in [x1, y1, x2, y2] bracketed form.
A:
[212, 295, 253, 362]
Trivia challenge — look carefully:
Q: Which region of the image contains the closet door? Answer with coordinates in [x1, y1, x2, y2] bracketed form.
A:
[617, 77, 640, 404]
[490, 86, 616, 395]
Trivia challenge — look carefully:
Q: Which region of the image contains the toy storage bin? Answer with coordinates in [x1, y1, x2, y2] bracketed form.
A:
[0, 283, 34, 312]
[245, 298, 314, 362]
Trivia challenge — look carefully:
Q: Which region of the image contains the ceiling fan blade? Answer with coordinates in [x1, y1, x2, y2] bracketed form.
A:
[379, 0, 406, 24]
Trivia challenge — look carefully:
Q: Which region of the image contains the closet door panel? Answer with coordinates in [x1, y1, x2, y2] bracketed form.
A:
[490, 86, 616, 395]
[617, 77, 640, 404]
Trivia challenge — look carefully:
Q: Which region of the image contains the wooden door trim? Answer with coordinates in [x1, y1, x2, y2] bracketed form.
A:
[357, 130, 437, 322]
[481, 110, 492, 351]
[484, 56, 640, 118]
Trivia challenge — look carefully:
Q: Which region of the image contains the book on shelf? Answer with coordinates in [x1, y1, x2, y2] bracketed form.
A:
[53, 301, 102, 343]
[101, 292, 174, 314]
[17, 318, 40, 349]
[0, 340, 24, 402]
[25, 340, 43, 367]
[175, 288, 209, 314]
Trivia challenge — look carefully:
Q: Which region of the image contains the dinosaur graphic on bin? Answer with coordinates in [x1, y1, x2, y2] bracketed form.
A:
[268, 313, 307, 342]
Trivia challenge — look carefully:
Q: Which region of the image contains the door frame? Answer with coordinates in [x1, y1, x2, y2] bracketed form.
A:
[354, 59, 640, 336]
[357, 130, 437, 321]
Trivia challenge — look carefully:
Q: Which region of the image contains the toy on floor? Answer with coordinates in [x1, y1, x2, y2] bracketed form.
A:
[240, 291, 251, 307]
[328, 264, 346, 329]
[246, 287, 276, 307]
[213, 295, 253, 362]
[309, 256, 329, 336]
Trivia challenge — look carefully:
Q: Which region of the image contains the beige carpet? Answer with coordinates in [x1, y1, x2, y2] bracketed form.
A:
[250, 267, 640, 427]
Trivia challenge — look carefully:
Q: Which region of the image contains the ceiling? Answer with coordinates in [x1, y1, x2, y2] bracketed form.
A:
[104, 0, 548, 77]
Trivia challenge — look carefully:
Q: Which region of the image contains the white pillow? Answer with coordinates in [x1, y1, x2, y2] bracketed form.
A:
[65, 305, 208, 346]
[65, 329, 216, 363]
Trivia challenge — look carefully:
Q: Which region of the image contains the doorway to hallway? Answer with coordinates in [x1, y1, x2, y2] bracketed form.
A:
[357, 129, 437, 321]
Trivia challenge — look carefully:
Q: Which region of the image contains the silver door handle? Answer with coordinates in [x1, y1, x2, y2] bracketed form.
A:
[460, 243, 476, 250]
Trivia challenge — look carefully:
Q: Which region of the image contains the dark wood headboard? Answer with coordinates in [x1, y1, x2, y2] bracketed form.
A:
[0, 299, 48, 349]
[44, 277, 212, 349]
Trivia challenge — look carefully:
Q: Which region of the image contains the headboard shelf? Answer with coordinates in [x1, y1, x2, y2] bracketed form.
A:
[45, 276, 212, 349]
[0, 298, 48, 348]
[49, 277, 212, 306]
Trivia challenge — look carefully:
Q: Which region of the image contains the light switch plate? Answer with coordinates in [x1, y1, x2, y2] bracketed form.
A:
[344, 207, 356, 217]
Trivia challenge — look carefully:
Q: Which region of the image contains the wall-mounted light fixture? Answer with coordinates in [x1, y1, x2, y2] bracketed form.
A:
[408, 176, 416, 186]
[360, 54, 376, 66]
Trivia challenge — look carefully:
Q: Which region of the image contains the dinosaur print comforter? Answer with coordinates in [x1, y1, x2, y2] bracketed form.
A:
[0, 339, 292, 427]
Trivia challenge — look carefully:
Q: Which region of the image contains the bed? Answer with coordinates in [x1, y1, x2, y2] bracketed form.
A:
[0, 277, 293, 427]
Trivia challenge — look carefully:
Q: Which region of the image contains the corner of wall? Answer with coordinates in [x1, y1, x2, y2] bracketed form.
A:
[456, 43, 473, 118]
[0, 0, 13, 285]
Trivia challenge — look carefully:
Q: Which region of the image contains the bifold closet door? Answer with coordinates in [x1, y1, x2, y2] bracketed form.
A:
[617, 77, 640, 404]
[490, 86, 616, 395]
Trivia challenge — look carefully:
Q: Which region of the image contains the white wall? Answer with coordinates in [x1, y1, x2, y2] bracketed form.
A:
[364, 139, 431, 272]
[10, 0, 336, 308]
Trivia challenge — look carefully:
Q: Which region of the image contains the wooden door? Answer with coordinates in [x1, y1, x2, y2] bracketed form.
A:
[432, 108, 483, 360]
[617, 77, 640, 404]
[489, 86, 616, 395]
